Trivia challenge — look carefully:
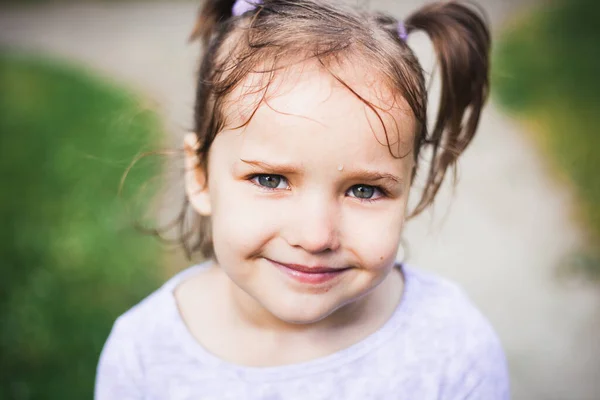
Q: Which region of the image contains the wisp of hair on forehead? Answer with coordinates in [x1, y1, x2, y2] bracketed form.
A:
[172, 0, 491, 259]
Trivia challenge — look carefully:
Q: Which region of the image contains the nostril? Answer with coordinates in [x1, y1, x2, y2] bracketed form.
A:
[285, 221, 340, 253]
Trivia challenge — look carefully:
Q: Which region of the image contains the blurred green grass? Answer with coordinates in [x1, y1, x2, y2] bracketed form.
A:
[492, 0, 600, 276]
[0, 52, 164, 399]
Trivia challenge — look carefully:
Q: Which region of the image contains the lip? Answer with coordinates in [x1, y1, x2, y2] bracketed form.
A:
[267, 259, 350, 285]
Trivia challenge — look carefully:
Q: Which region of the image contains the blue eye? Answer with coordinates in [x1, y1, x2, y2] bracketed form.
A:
[252, 174, 289, 189]
[348, 184, 380, 200]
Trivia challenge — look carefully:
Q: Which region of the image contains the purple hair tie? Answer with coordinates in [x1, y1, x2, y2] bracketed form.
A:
[397, 20, 408, 41]
[232, 0, 261, 16]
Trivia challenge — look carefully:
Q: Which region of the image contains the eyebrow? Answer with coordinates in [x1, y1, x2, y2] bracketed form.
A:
[239, 158, 403, 185]
[344, 169, 403, 185]
[240, 158, 302, 174]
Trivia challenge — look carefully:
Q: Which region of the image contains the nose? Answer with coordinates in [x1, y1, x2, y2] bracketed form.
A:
[283, 192, 341, 254]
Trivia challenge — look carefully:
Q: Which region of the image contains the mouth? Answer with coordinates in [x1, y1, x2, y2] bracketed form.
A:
[266, 259, 351, 285]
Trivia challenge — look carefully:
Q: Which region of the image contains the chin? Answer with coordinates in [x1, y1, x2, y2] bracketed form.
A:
[265, 295, 347, 325]
[272, 308, 335, 325]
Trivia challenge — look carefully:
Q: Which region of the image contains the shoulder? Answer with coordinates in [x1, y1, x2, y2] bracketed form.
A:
[95, 264, 207, 397]
[112, 266, 194, 331]
[99, 264, 207, 364]
[400, 265, 510, 399]
[402, 265, 498, 338]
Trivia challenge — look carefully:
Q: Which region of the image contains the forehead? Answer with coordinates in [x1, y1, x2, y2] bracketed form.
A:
[221, 59, 416, 161]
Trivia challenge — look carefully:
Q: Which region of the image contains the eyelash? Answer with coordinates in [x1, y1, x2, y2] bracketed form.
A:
[349, 185, 387, 203]
[249, 174, 291, 191]
[248, 174, 388, 202]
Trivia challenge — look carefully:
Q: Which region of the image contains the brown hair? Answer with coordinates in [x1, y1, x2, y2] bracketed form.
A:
[176, 0, 490, 259]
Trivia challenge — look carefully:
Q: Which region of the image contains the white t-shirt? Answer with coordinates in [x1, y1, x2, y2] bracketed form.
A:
[95, 263, 509, 399]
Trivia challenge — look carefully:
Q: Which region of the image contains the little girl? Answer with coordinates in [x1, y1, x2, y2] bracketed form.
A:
[96, 0, 509, 398]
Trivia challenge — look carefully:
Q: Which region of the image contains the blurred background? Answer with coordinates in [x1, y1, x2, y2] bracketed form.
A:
[0, 0, 599, 399]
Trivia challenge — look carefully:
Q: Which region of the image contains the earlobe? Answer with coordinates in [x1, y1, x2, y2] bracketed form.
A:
[184, 133, 212, 216]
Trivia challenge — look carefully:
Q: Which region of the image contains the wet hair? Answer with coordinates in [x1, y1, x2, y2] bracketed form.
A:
[177, 0, 490, 259]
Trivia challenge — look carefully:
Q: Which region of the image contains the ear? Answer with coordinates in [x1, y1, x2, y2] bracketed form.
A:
[184, 133, 211, 216]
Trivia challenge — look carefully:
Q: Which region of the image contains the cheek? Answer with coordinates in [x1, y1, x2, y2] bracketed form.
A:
[343, 203, 406, 268]
[209, 175, 280, 258]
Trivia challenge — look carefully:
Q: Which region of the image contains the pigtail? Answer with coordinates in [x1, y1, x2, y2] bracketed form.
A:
[189, 0, 238, 45]
[405, 1, 490, 216]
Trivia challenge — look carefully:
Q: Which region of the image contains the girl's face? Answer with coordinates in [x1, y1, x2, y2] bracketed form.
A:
[187, 62, 415, 325]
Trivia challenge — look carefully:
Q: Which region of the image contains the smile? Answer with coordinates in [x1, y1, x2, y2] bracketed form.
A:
[266, 259, 350, 285]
